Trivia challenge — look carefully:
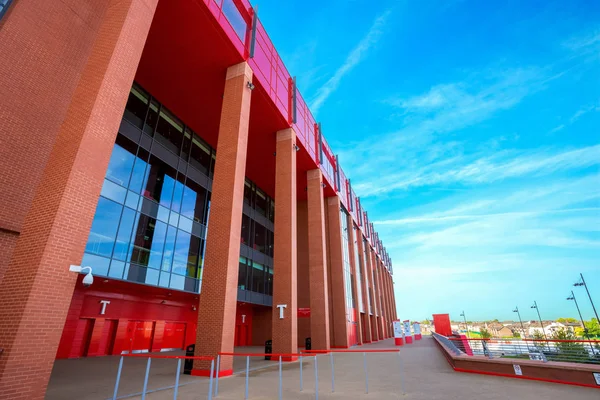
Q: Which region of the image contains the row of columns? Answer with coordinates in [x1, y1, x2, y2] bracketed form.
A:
[192, 61, 398, 376]
[0, 27, 398, 395]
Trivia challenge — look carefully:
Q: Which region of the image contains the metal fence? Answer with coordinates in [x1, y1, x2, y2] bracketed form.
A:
[111, 353, 215, 400]
[448, 337, 600, 365]
[215, 349, 405, 400]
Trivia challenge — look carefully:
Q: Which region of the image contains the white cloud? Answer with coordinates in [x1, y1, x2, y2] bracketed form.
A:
[355, 144, 600, 197]
[310, 10, 391, 113]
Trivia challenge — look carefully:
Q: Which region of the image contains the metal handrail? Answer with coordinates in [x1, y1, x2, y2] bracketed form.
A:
[112, 353, 216, 400]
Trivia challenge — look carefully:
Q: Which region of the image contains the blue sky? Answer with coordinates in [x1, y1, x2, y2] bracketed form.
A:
[257, 0, 600, 322]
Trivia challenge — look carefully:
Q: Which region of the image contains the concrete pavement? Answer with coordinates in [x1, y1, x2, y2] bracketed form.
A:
[46, 337, 599, 399]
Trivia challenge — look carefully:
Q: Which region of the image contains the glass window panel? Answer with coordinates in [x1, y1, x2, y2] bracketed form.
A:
[108, 260, 125, 279]
[155, 107, 184, 154]
[171, 176, 185, 213]
[172, 230, 192, 276]
[255, 188, 267, 216]
[267, 229, 274, 257]
[238, 257, 247, 290]
[123, 84, 149, 128]
[100, 179, 127, 204]
[125, 190, 140, 211]
[267, 266, 273, 296]
[157, 206, 170, 223]
[145, 267, 159, 286]
[159, 271, 170, 288]
[144, 99, 159, 136]
[190, 135, 211, 175]
[113, 207, 136, 261]
[243, 179, 252, 206]
[106, 139, 136, 186]
[253, 222, 267, 254]
[85, 197, 122, 257]
[169, 273, 185, 290]
[142, 155, 176, 205]
[209, 152, 216, 179]
[241, 214, 251, 245]
[251, 261, 264, 293]
[184, 277, 198, 293]
[181, 179, 207, 224]
[169, 212, 179, 227]
[129, 149, 149, 194]
[161, 225, 177, 272]
[82, 253, 110, 277]
[129, 215, 166, 269]
[269, 200, 275, 222]
[221, 0, 247, 42]
[186, 235, 201, 278]
[178, 216, 193, 233]
[181, 128, 192, 161]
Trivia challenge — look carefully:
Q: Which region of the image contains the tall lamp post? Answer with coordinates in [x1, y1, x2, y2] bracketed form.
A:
[512, 306, 526, 338]
[460, 311, 469, 338]
[574, 273, 599, 324]
[531, 301, 548, 344]
[567, 291, 596, 356]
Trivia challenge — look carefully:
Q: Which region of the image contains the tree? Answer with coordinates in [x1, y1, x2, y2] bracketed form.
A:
[480, 327, 492, 339]
[551, 328, 589, 362]
[532, 330, 546, 350]
[513, 331, 521, 338]
[586, 318, 600, 337]
[557, 317, 578, 324]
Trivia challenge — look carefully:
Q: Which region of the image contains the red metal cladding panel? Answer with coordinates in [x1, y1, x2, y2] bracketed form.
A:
[433, 314, 452, 336]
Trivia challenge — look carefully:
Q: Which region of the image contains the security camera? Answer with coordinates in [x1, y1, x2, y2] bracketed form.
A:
[69, 265, 94, 287]
[82, 272, 94, 287]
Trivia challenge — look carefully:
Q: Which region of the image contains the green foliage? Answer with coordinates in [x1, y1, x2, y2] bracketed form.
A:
[549, 328, 589, 363]
[532, 331, 546, 350]
[513, 331, 521, 338]
[557, 317, 578, 324]
[480, 327, 492, 339]
[575, 318, 600, 338]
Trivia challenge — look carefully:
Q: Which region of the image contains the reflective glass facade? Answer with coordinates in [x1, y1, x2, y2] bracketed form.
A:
[82, 83, 275, 301]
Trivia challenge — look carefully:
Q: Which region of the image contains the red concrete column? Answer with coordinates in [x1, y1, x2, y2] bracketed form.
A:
[357, 235, 372, 343]
[0, 1, 157, 398]
[306, 169, 331, 350]
[326, 196, 349, 348]
[346, 216, 363, 345]
[271, 128, 298, 359]
[193, 62, 253, 376]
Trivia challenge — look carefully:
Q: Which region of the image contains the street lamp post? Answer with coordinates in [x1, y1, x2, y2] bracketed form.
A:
[567, 290, 596, 356]
[574, 273, 600, 324]
[512, 306, 526, 338]
[460, 311, 469, 338]
[531, 301, 548, 346]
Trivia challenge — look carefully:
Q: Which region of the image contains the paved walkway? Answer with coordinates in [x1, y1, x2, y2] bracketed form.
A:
[46, 337, 599, 399]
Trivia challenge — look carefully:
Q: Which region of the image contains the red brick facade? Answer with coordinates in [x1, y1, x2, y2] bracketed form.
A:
[272, 128, 298, 358]
[193, 62, 253, 376]
[0, 0, 397, 396]
[307, 170, 331, 350]
[0, 1, 158, 398]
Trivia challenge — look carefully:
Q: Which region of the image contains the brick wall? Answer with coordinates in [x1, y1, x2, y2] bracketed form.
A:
[0, 1, 158, 398]
[296, 200, 311, 347]
[251, 306, 272, 346]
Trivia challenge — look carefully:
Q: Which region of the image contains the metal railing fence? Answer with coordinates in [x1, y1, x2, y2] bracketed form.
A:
[448, 337, 600, 365]
[215, 349, 404, 400]
[112, 353, 215, 400]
